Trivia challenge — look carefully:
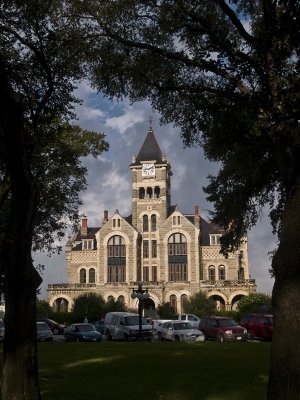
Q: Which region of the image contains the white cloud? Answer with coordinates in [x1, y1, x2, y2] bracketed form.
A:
[106, 107, 145, 135]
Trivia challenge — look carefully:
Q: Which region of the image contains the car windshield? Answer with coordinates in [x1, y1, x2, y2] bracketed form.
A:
[125, 316, 148, 326]
[37, 323, 49, 332]
[173, 323, 193, 330]
[218, 319, 238, 327]
[77, 324, 95, 332]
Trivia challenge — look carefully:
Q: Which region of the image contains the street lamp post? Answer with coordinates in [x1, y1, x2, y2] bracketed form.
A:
[131, 281, 149, 340]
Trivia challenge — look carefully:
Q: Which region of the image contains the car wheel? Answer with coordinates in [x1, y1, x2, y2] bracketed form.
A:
[53, 328, 59, 335]
[124, 334, 129, 342]
[106, 330, 112, 341]
[158, 332, 163, 341]
[64, 335, 69, 342]
[76, 337, 80, 342]
[218, 334, 225, 342]
[175, 335, 180, 341]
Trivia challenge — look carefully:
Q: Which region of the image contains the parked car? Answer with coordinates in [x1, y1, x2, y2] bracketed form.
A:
[176, 314, 201, 329]
[91, 320, 105, 334]
[104, 312, 153, 341]
[152, 319, 172, 332]
[159, 321, 205, 342]
[38, 318, 65, 335]
[64, 323, 102, 342]
[0, 319, 5, 341]
[199, 316, 247, 342]
[240, 314, 273, 340]
[36, 322, 53, 342]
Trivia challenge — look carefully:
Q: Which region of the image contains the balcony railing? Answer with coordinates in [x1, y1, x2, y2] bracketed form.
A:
[201, 279, 256, 287]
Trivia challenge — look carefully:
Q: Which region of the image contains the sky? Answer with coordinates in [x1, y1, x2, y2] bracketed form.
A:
[36, 82, 276, 299]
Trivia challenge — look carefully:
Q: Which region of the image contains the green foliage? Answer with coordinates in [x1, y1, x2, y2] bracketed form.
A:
[237, 293, 272, 315]
[157, 302, 177, 319]
[104, 298, 127, 314]
[36, 300, 52, 319]
[72, 293, 106, 322]
[183, 292, 216, 317]
[82, 0, 300, 254]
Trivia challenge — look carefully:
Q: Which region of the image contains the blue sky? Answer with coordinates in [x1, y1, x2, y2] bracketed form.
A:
[35, 83, 275, 299]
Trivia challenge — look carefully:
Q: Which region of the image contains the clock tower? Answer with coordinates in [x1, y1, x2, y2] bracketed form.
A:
[130, 127, 172, 231]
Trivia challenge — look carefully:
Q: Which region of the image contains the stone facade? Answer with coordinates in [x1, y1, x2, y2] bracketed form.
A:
[47, 127, 256, 313]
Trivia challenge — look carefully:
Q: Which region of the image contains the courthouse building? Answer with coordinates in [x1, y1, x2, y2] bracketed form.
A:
[47, 127, 256, 314]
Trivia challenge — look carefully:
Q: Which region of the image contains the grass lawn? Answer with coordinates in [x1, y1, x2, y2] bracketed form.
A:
[2, 341, 271, 400]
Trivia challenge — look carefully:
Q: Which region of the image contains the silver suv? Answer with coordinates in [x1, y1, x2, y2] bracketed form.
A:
[104, 312, 153, 341]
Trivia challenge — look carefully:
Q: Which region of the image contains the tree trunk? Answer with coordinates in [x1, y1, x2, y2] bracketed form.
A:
[0, 67, 42, 400]
[268, 174, 300, 399]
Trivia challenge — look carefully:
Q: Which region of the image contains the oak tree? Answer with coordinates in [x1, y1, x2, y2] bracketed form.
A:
[0, 1, 108, 398]
[74, 1, 300, 398]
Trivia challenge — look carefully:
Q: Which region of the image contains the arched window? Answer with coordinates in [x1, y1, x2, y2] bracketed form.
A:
[208, 265, 216, 282]
[79, 268, 86, 283]
[238, 267, 245, 280]
[151, 214, 157, 231]
[170, 295, 177, 312]
[168, 233, 187, 281]
[181, 294, 188, 313]
[218, 265, 225, 281]
[143, 214, 149, 232]
[118, 295, 125, 304]
[107, 236, 126, 283]
[107, 295, 114, 302]
[89, 268, 95, 283]
[168, 233, 187, 255]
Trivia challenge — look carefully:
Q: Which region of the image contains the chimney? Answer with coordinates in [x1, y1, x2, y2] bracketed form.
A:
[102, 210, 108, 225]
[194, 206, 200, 229]
[81, 215, 88, 236]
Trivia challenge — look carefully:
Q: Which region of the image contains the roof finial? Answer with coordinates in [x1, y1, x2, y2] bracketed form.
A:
[148, 114, 153, 132]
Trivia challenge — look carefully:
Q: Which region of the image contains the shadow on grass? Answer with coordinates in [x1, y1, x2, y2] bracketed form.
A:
[2, 341, 271, 400]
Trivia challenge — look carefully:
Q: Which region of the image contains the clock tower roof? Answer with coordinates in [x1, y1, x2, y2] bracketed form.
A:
[131, 127, 165, 165]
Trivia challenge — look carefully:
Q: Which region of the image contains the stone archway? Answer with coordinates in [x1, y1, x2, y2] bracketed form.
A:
[210, 295, 226, 311]
[52, 297, 69, 312]
[231, 294, 246, 311]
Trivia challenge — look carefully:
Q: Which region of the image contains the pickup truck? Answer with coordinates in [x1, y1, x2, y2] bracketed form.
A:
[177, 314, 201, 329]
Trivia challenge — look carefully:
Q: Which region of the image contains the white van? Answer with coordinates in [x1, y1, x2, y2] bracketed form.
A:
[104, 312, 153, 341]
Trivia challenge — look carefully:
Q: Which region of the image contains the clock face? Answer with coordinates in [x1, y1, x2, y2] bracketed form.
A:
[142, 163, 155, 177]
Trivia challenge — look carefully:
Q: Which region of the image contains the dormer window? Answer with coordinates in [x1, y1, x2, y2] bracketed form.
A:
[82, 239, 94, 250]
[210, 234, 222, 246]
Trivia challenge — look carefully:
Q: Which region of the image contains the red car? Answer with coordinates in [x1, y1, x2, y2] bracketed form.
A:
[199, 316, 248, 342]
[240, 314, 273, 340]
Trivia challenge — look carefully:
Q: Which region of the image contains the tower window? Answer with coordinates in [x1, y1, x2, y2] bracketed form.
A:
[143, 215, 149, 232]
[154, 186, 160, 198]
[139, 187, 145, 199]
[152, 240, 157, 258]
[151, 214, 157, 231]
[143, 240, 149, 258]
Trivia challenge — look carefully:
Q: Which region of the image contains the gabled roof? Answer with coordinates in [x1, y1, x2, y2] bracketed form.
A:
[131, 128, 165, 165]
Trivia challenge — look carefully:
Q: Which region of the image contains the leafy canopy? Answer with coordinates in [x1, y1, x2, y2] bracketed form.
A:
[75, 0, 300, 253]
